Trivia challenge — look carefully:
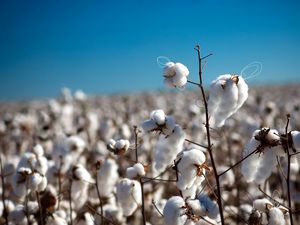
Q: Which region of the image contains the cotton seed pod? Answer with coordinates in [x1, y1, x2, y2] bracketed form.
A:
[163, 62, 189, 88]
[268, 207, 285, 225]
[163, 196, 188, 225]
[126, 163, 146, 179]
[150, 109, 166, 125]
[253, 198, 273, 212]
[116, 178, 142, 216]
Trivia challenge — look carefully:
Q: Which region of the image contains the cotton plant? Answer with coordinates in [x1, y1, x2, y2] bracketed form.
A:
[116, 178, 142, 217]
[252, 198, 289, 225]
[207, 74, 248, 127]
[163, 62, 189, 88]
[241, 128, 283, 184]
[107, 138, 130, 155]
[176, 149, 208, 198]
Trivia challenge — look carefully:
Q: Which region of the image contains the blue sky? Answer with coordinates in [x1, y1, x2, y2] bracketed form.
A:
[0, 0, 300, 100]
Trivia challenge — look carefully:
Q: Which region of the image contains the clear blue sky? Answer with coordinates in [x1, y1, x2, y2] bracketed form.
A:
[0, 0, 300, 100]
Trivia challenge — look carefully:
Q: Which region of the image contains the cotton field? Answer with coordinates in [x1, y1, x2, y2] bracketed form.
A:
[0, 71, 300, 224]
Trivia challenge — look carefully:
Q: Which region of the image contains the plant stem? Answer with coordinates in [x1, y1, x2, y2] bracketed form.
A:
[195, 45, 225, 225]
[95, 164, 103, 225]
[0, 155, 8, 225]
[69, 178, 73, 225]
[133, 126, 146, 225]
[36, 191, 44, 225]
[284, 115, 294, 225]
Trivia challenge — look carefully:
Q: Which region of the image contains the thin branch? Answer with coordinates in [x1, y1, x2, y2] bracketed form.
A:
[152, 200, 163, 217]
[187, 80, 201, 86]
[134, 125, 138, 163]
[284, 114, 294, 225]
[86, 204, 118, 225]
[95, 163, 103, 225]
[69, 178, 73, 225]
[195, 45, 225, 225]
[57, 155, 63, 210]
[185, 139, 208, 149]
[0, 154, 8, 225]
[201, 53, 213, 60]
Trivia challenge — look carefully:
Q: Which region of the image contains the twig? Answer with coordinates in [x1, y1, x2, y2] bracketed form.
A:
[0, 154, 8, 225]
[133, 126, 146, 225]
[36, 191, 44, 225]
[194, 44, 225, 225]
[95, 163, 103, 225]
[187, 80, 201, 86]
[69, 178, 73, 225]
[86, 203, 118, 225]
[152, 200, 163, 217]
[283, 114, 294, 225]
[57, 155, 63, 210]
[185, 139, 208, 149]
[25, 180, 31, 225]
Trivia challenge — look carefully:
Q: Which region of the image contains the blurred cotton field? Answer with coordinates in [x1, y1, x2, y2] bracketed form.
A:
[0, 84, 300, 225]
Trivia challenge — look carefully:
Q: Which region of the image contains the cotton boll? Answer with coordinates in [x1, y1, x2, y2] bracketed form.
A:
[154, 125, 185, 174]
[174, 63, 189, 77]
[268, 207, 285, 225]
[27, 172, 43, 192]
[198, 194, 219, 219]
[0, 200, 15, 217]
[291, 131, 300, 150]
[208, 74, 248, 127]
[74, 90, 87, 102]
[116, 178, 142, 216]
[141, 119, 157, 132]
[33, 144, 44, 157]
[162, 116, 176, 135]
[126, 163, 146, 179]
[8, 205, 27, 225]
[12, 167, 32, 198]
[186, 199, 206, 217]
[163, 196, 187, 225]
[72, 164, 93, 184]
[76, 212, 94, 225]
[253, 198, 273, 212]
[164, 62, 176, 77]
[46, 213, 68, 225]
[151, 109, 166, 125]
[172, 75, 188, 88]
[177, 149, 206, 191]
[67, 136, 86, 154]
[97, 158, 119, 197]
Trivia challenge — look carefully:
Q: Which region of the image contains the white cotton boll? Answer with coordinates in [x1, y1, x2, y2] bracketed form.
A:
[291, 131, 300, 163]
[269, 207, 285, 225]
[126, 163, 146, 179]
[97, 158, 119, 197]
[33, 144, 44, 157]
[163, 196, 187, 225]
[8, 205, 26, 224]
[12, 167, 32, 198]
[198, 194, 219, 219]
[0, 200, 15, 216]
[162, 116, 176, 135]
[253, 198, 273, 212]
[177, 149, 206, 190]
[186, 199, 206, 216]
[27, 172, 43, 192]
[174, 63, 189, 77]
[46, 213, 68, 225]
[154, 125, 185, 174]
[77, 212, 94, 225]
[37, 176, 48, 192]
[164, 62, 176, 77]
[116, 178, 141, 216]
[253, 149, 277, 184]
[73, 164, 93, 183]
[151, 109, 166, 125]
[74, 90, 87, 102]
[141, 119, 157, 132]
[208, 74, 248, 127]
[102, 203, 125, 225]
[172, 75, 188, 87]
[67, 136, 86, 154]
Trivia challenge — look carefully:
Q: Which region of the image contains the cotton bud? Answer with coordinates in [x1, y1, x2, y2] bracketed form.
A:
[163, 196, 187, 225]
[116, 178, 142, 216]
[96, 158, 119, 197]
[253, 198, 273, 212]
[107, 139, 130, 155]
[163, 62, 189, 88]
[177, 149, 207, 191]
[208, 74, 248, 127]
[154, 125, 185, 174]
[269, 207, 285, 225]
[126, 163, 146, 179]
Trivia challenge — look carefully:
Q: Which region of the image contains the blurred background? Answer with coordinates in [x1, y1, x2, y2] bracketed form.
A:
[0, 0, 299, 100]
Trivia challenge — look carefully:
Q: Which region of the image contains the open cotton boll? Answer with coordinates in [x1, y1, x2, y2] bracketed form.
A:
[126, 163, 146, 179]
[163, 62, 189, 88]
[291, 131, 300, 150]
[163, 196, 188, 225]
[208, 74, 248, 127]
[154, 125, 185, 174]
[177, 149, 206, 191]
[151, 109, 166, 125]
[67, 136, 86, 154]
[46, 213, 68, 225]
[241, 128, 282, 184]
[253, 198, 273, 212]
[268, 207, 285, 225]
[74, 89, 87, 102]
[116, 178, 142, 216]
[198, 194, 219, 219]
[186, 199, 206, 217]
[12, 167, 32, 198]
[27, 172, 46, 192]
[97, 158, 119, 197]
